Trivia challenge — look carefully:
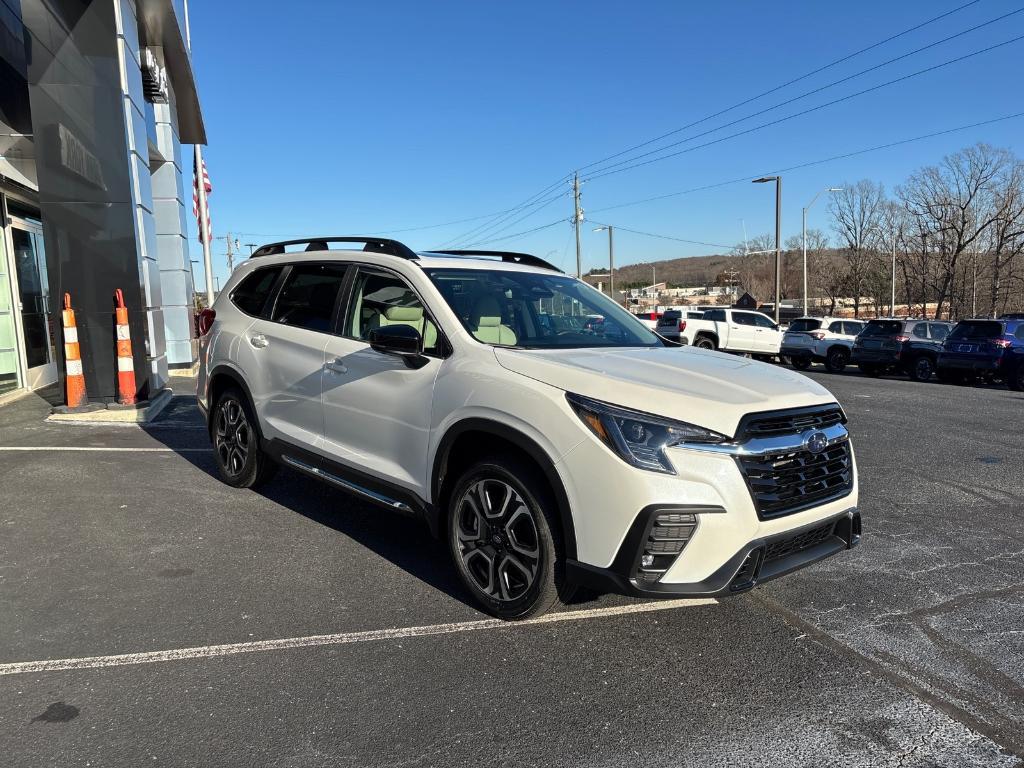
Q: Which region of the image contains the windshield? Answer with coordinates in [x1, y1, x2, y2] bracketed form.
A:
[948, 320, 1003, 340]
[423, 268, 662, 349]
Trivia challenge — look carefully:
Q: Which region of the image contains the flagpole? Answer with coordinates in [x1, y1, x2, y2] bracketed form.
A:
[184, 0, 215, 305]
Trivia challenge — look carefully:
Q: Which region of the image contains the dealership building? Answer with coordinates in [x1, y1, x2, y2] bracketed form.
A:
[0, 0, 204, 404]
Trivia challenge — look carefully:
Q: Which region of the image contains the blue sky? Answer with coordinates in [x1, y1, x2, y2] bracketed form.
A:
[186, 0, 1024, 288]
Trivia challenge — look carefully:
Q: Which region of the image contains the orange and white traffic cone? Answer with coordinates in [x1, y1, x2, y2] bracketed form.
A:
[61, 293, 88, 408]
[114, 289, 137, 405]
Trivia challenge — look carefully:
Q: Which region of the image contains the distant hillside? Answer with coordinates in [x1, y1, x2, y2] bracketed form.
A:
[586, 252, 732, 288]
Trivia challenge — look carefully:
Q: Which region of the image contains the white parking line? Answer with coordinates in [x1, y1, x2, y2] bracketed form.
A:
[0, 598, 716, 676]
[0, 446, 210, 452]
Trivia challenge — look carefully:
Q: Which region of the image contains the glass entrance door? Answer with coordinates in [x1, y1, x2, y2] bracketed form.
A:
[9, 219, 57, 389]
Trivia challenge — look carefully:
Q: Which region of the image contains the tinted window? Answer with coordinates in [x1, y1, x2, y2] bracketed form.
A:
[929, 323, 950, 341]
[733, 312, 756, 326]
[912, 323, 929, 339]
[231, 267, 282, 317]
[705, 309, 726, 322]
[862, 320, 903, 336]
[271, 264, 347, 332]
[752, 314, 777, 328]
[844, 322, 864, 336]
[948, 320, 1003, 341]
[1015, 325, 1024, 341]
[828, 321, 844, 333]
[788, 319, 822, 333]
[348, 270, 442, 354]
[659, 310, 681, 323]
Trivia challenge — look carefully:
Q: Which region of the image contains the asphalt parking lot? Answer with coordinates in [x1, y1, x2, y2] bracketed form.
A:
[1, 370, 1022, 767]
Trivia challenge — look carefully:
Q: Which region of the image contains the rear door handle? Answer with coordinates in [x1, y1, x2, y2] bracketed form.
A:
[249, 333, 269, 349]
[325, 358, 347, 374]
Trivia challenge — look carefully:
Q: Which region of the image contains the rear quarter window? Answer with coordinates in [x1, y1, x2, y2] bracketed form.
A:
[231, 267, 283, 317]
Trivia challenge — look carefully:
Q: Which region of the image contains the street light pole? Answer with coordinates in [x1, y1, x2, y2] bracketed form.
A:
[801, 187, 842, 316]
[753, 176, 782, 323]
[592, 225, 615, 300]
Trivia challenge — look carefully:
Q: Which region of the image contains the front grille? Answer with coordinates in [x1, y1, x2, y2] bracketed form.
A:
[740, 406, 844, 439]
[763, 521, 836, 562]
[738, 440, 853, 519]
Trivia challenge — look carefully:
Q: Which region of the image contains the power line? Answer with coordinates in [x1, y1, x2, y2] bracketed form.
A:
[456, 190, 570, 248]
[588, 221, 733, 250]
[583, 34, 1024, 183]
[587, 111, 1024, 216]
[459, 218, 566, 248]
[582, 7, 1024, 180]
[576, 0, 984, 175]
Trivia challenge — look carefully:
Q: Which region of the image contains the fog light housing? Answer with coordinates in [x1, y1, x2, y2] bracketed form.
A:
[636, 510, 698, 584]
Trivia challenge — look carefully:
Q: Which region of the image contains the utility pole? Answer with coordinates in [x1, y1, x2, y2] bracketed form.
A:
[224, 232, 235, 274]
[244, 242, 258, 257]
[753, 176, 782, 324]
[572, 172, 583, 277]
[592, 225, 615, 300]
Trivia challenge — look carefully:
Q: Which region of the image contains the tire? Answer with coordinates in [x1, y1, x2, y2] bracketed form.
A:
[791, 355, 813, 370]
[211, 387, 278, 488]
[908, 355, 935, 383]
[858, 363, 882, 377]
[1008, 361, 1024, 391]
[447, 456, 569, 620]
[824, 347, 850, 374]
[694, 335, 716, 350]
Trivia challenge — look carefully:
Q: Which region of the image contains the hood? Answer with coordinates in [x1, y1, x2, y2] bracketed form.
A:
[494, 345, 837, 438]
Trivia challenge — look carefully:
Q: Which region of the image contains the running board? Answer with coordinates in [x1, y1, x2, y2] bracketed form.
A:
[280, 454, 414, 514]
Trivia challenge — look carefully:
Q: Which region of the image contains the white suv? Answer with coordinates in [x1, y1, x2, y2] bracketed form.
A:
[782, 317, 866, 373]
[197, 237, 861, 619]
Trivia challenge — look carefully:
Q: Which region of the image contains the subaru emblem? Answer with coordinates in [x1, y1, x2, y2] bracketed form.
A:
[805, 431, 828, 454]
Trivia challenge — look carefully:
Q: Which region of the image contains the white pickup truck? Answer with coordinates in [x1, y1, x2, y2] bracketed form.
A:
[687, 308, 784, 356]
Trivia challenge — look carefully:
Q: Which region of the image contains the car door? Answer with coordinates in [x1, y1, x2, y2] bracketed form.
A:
[729, 312, 759, 351]
[320, 266, 445, 499]
[751, 312, 783, 353]
[247, 262, 349, 450]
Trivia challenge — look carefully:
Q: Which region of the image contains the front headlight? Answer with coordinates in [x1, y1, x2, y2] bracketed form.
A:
[566, 393, 728, 474]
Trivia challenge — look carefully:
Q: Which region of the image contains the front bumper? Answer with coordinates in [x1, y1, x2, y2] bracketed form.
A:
[567, 507, 861, 598]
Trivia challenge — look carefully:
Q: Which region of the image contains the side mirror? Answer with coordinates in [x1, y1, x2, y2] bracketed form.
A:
[368, 324, 425, 365]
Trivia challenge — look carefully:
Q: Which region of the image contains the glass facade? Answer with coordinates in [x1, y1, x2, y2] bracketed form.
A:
[0, 227, 21, 395]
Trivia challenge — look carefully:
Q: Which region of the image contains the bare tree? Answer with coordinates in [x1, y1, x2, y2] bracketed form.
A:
[829, 180, 888, 317]
[898, 144, 1012, 319]
[985, 159, 1024, 317]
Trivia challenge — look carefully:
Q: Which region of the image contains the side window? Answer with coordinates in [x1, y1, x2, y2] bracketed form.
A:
[347, 269, 441, 355]
[732, 312, 756, 326]
[706, 309, 726, 322]
[930, 323, 951, 341]
[1014, 324, 1024, 341]
[846, 322, 864, 336]
[752, 314, 777, 328]
[828, 321, 845, 334]
[912, 322, 929, 339]
[231, 267, 282, 317]
[270, 264, 348, 332]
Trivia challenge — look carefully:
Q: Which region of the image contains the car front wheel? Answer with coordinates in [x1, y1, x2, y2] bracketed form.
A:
[448, 458, 567, 620]
[791, 355, 813, 370]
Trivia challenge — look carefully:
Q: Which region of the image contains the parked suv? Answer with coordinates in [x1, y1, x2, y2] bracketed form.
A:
[655, 309, 685, 343]
[851, 318, 953, 382]
[937, 318, 1024, 388]
[197, 237, 860, 620]
[781, 317, 866, 373]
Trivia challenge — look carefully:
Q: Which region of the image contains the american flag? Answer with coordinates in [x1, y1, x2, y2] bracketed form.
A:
[192, 156, 213, 244]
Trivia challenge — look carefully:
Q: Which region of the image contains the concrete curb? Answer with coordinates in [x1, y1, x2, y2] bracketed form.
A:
[46, 388, 174, 424]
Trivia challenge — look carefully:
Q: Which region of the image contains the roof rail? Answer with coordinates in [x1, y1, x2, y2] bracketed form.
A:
[426, 249, 562, 273]
[251, 236, 417, 260]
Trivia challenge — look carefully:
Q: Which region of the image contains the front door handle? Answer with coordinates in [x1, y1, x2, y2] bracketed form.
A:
[325, 358, 348, 374]
[249, 333, 269, 349]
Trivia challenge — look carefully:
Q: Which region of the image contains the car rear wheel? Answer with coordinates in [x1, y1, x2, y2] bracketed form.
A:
[908, 355, 935, 382]
[858, 363, 882, 377]
[694, 336, 716, 350]
[825, 347, 850, 373]
[211, 388, 277, 488]
[447, 457, 567, 620]
[791, 355, 813, 370]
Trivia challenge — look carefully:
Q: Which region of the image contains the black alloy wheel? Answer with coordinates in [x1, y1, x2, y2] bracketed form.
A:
[909, 355, 935, 382]
[825, 347, 849, 373]
[212, 388, 277, 488]
[448, 459, 565, 620]
[791, 355, 813, 370]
